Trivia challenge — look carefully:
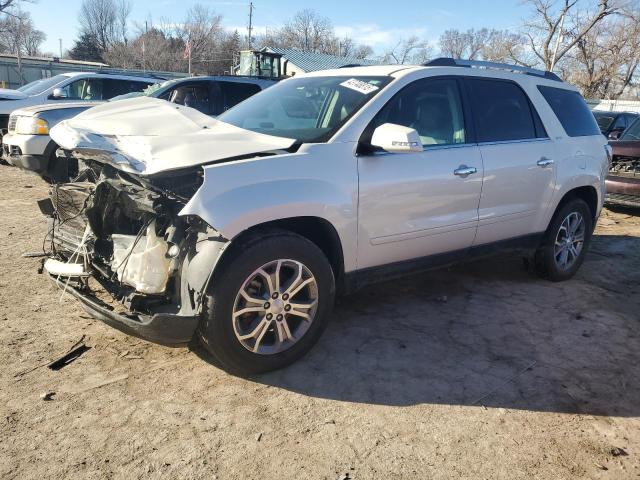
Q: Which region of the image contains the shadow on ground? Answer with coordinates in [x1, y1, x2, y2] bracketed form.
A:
[193, 233, 640, 416]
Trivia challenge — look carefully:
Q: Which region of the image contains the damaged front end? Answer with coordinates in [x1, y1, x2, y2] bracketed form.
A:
[39, 159, 228, 345]
[606, 154, 640, 208]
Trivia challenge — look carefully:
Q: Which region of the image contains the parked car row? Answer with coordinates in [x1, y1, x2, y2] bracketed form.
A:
[1, 73, 275, 182]
[18, 58, 608, 374]
[590, 109, 640, 208]
[605, 117, 640, 207]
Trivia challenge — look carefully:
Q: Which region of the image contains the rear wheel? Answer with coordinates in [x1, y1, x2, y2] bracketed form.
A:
[535, 198, 594, 281]
[198, 231, 335, 374]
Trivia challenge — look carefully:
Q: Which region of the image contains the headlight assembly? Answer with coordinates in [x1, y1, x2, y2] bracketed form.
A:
[15, 116, 49, 135]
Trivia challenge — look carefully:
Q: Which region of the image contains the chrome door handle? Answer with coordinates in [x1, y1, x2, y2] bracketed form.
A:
[537, 157, 554, 167]
[453, 165, 477, 178]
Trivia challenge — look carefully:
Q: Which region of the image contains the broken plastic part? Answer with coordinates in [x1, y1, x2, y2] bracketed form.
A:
[112, 221, 171, 294]
[44, 258, 90, 277]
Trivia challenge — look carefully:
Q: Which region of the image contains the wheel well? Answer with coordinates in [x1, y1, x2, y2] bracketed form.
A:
[557, 186, 598, 221]
[227, 217, 345, 285]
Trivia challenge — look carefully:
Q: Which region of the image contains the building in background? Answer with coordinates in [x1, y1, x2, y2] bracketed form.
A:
[0, 54, 186, 89]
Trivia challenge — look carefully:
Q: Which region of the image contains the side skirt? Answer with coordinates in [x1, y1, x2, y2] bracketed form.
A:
[341, 232, 543, 294]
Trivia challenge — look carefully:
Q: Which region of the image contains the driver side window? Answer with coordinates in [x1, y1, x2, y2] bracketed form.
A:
[60, 78, 104, 100]
[372, 78, 466, 146]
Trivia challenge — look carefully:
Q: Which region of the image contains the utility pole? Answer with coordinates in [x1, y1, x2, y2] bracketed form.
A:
[59, 38, 62, 58]
[142, 21, 148, 72]
[247, 2, 254, 49]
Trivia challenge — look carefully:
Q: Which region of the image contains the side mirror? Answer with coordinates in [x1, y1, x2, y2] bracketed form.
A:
[608, 129, 622, 140]
[370, 123, 422, 153]
[51, 87, 67, 99]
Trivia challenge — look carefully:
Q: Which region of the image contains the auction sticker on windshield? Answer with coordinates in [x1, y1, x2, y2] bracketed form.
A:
[340, 78, 379, 95]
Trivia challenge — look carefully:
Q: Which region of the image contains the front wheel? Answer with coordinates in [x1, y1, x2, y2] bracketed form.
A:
[198, 231, 335, 374]
[535, 198, 594, 281]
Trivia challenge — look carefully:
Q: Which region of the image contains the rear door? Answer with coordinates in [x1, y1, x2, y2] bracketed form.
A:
[465, 78, 557, 245]
[218, 81, 262, 114]
[357, 77, 483, 269]
[160, 81, 213, 114]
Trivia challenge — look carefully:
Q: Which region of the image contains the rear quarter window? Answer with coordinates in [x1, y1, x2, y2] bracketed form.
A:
[537, 86, 600, 137]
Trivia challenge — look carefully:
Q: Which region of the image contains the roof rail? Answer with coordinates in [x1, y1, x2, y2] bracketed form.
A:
[95, 69, 171, 80]
[424, 57, 563, 82]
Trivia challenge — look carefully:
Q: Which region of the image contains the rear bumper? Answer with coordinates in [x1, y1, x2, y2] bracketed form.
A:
[49, 275, 199, 346]
[605, 175, 640, 207]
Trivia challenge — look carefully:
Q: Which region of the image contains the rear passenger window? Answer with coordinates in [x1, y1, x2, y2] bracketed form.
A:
[467, 79, 538, 142]
[102, 79, 153, 99]
[371, 78, 466, 146]
[537, 86, 600, 137]
[219, 82, 261, 114]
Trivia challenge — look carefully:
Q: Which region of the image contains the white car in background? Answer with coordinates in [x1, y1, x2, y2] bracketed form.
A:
[38, 59, 608, 374]
[0, 71, 158, 132]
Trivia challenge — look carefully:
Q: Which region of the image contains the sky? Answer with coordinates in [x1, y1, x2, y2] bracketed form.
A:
[24, 0, 530, 57]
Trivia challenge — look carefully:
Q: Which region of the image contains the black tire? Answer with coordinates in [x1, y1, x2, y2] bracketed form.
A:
[197, 230, 335, 375]
[535, 198, 594, 281]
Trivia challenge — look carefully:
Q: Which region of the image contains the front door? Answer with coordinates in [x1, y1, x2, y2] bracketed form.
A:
[357, 77, 483, 269]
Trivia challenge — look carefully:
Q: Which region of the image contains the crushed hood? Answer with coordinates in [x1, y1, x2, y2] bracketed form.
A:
[49, 96, 296, 175]
[0, 88, 28, 100]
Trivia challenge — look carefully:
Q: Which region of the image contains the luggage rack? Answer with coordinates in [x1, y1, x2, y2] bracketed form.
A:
[424, 57, 563, 82]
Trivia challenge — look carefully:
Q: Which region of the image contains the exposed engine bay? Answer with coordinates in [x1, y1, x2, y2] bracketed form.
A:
[39, 158, 228, 343]
[610, 154, 640, 177]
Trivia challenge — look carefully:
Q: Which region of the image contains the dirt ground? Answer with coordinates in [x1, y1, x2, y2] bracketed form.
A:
[1, 164, 639, 480]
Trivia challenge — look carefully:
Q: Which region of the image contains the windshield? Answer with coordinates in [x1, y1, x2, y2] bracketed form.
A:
[621, 118, 640, 141]
[17, 74, 68, 95]
[218, 75, 391, 143]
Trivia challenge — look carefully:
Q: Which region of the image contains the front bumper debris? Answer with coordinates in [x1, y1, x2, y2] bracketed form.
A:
[49, 275, 199, 346]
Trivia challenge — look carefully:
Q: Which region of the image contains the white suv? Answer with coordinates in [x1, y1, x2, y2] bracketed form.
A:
[39, 59, 608, 374]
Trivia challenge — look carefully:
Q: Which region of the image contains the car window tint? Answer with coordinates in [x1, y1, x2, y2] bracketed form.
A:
[62, 78, 104, 100]
[594, 112, 614, 131]
[538, 85, 600, 137]
[167, 84, 211, 114]
[621, 118, 640, 140]
[372, 78, 466, 146]
[467, 79, 537, 142]
[101, 79, 153, 99]
[219, 81, 262, 114]
[612, 115, 627, 130]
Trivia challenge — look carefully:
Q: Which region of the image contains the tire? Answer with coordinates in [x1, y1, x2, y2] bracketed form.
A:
[197, 230, 335, 375]
[535, 198, 594, 281]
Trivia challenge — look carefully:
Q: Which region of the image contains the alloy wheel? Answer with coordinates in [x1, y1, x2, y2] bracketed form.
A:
[553, 211, 586, 271]
[232, 259, 319, 355]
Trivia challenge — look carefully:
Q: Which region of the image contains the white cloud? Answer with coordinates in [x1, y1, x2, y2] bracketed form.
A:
[334, 24, 431, 51]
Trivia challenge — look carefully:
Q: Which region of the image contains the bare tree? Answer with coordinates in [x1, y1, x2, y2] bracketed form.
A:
[562, 10, 640, 99]
[439, 28, 529, 65]
[258, 9, 372, 59]
[0, 9, 45, 56]
[523, 0, 626, 71]
[115, 0, 131, 44]
[280, 9, 333, 53]
[0, 1, 35, 13]
[78, 0, 130, 52]
[384, 36, 432, 64]
[480, 30, 529, 64]
[439, 29, 492, 60]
